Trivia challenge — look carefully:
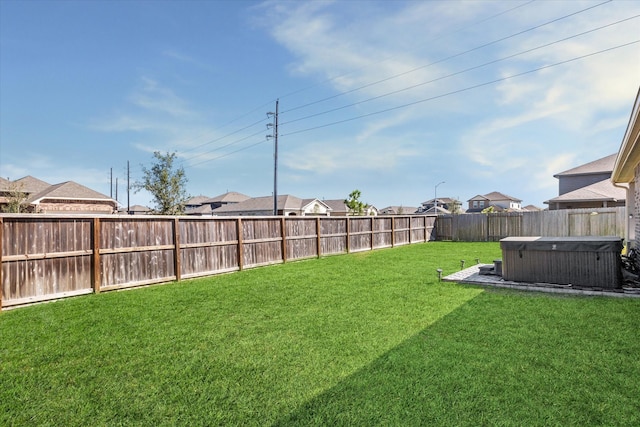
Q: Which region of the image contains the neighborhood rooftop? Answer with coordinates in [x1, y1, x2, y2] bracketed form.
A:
[554, 153, 617, 178]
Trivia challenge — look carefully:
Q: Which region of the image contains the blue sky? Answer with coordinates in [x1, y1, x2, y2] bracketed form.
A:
[1, 0, 639, 210]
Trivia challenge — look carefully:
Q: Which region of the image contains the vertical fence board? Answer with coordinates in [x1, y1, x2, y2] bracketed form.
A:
[319, 217, 347, 256]
[242, 218, 283, 268]
[373, 217, 393, 249]
[179, 218, 239, 278]
[99, 218, 176, 290]
[436, 207, 625, 242]
[393, 217, 410, 246]
[1, 217, 93, 307]
[349, 217, 372, 252]
[237, 219, 244, 271]
[92, 218, 101, 293]
[0, 218, 3, 309]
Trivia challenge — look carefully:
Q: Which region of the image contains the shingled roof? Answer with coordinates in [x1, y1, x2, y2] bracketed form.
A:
[204, 191, 250, 204]
[554, 153, 616, 178]
[27, 181, 113, 203]
[185, 195, 212, 206]
[213, 195, 304, 214]
[545, 178, 625, 204]
[11, 176, 52, 194]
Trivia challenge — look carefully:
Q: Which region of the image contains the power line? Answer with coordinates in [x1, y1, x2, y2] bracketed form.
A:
[280, 14, 640, 127]
[181, 39, 638, 167]
[275, 0, 539, 103]
[281, 40, 640, 137]
[177, 116, 270, 155]
[164, 0, 540, 157]
[281, 0, 612, 116]
[168, 1, 632, 167]
[179, 127, 268, 165]
[186, 138, 270, 168]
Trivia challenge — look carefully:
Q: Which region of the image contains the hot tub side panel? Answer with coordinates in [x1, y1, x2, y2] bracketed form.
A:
[501, 239, 622, 288]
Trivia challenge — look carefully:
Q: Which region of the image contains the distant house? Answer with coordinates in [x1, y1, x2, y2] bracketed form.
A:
[206, 192, 251, 209]
[417, 197, 462, 214]
[467, 192, 522, 213]
[322, 199, 378, 216]
[0, 176, 117, 214]
[212, 195, 332, 216]
[611, 86, 640, 246]
[6, 175, 51, 195]
[185, 192, 251, 216]
[378, 206, 418, 215]
[185, 195, 212, 210]
[120, 204, 153, 215]
[521, 204, 543, 212]
[544, 153, 624, 210]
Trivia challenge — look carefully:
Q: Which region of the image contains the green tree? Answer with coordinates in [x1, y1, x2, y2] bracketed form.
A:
[450, 199, 462, 214]
[344, 189, 370, 216]
[135, 151, 189, 215]
[2, 181, 29, 213]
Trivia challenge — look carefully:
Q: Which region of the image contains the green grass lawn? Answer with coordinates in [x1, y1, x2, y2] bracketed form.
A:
[1, 242, 639, 426]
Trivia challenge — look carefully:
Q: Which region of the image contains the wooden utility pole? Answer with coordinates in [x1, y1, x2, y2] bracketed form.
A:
[127, 160, 130, 212]
[268, 100, 279, 216]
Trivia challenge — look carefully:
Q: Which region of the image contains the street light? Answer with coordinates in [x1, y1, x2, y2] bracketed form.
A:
[434, 181, 445, 214]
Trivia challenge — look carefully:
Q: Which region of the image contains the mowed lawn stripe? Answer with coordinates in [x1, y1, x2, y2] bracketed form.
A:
[0, 242, 492, 426]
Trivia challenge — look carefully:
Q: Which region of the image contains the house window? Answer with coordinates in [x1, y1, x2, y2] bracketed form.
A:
[473, 201, 478, 208]
[479, 201, 485, 208]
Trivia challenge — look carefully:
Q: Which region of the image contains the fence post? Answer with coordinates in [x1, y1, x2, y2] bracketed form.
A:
[0, 217, 3, 310]
[316, 217, 321, 258]
[425, 216, 429, 242]
[486, 214, 490, 242]
[92, 217, 101, 294]
[173, 218, 181, 281]
[346, 217, 350, 254]
[236, 218, 244, 271]
[391, 216, 396, 247]
[281, 217, 287, 263]
[370, 217, 374, 250]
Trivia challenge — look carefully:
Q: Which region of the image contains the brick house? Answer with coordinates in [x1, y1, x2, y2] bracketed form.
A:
[545, 153, 625, 210]
[0, 176, 118, 214]
[212, 195, 333, 216]
[611, 87, 640, 247]
[467, 192, 522, 213]
[185, 192, 251, 216]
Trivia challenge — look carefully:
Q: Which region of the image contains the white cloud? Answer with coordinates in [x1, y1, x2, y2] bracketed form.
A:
[533, 153, 576, 189]
[161, 49, 215, 72]
[87, 77, 236, 159]
[128, 77, 197, 119]
[88, 78, 199, 135]
[283, 132, 418, 175]
[89, 115, 160, 133]
[264, 1, 456, 103]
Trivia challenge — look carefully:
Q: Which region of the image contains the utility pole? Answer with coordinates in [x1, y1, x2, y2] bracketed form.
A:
[127, 160, 130, 212]
[267, 99, 279, 216]
[110, 168, 113, 198]
[434, 181, 445, 214]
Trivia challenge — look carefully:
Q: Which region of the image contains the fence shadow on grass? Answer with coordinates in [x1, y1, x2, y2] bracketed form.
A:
[273, 290, 640, 427]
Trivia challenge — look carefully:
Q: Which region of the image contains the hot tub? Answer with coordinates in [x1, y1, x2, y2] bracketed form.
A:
[500, 236, 623, 289]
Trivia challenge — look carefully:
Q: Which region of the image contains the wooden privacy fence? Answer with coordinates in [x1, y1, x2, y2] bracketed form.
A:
[0, 214, 436, 309]
[436, 207, 626, 242]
